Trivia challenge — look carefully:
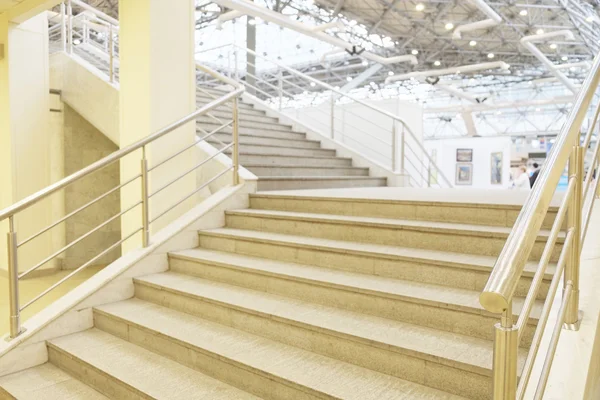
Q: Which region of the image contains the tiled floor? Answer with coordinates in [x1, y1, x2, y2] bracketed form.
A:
[0, 266, 104, 336]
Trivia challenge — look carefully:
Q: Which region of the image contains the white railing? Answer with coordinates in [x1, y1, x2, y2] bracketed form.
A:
[196, 44, 452, 188]
[48, 0, 119, 83]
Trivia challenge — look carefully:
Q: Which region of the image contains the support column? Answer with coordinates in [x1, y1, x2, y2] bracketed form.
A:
[0, 13, 54, 275]
[119, 0, 197, 251]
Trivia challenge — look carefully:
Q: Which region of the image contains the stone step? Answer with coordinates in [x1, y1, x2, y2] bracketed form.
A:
[0, 364, 108, 400]
[198, 123, 306, 140]
[221, 142, 337, 157]
[239, 153, 352, 167]
[249, 193, 561, 230]
[223, 209, 563, 261]
[196, 228, 553, 299]
[47, 329, 260, 400]
[246, 164, 370, 177]
[197, 117, 295, 133]
[95, 298, 471, 399]
[210, 132, 321, 149]
[164, 251, 540, 344]
[256, 176, 388, 191]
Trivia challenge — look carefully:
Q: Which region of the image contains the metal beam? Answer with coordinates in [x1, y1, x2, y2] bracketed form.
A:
[339, 63, 383, 93]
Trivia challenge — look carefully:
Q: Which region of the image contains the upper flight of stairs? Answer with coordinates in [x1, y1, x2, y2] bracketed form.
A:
[196, 89, 388, 191]
[0, 192, 559, 399]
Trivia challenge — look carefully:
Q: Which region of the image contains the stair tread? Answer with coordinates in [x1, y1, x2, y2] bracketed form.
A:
[240, 152, 351, 160]
[96, 297, 469, 400]
[226, 209, 559, 239]
[48, 329, 261, 400]
[244, 164, 367, 170]
[256, 176, 385, 181]
[199, 227, 553, 278]
[0, 364, 108, 400]
[168, 249, 543, 321]
[207, 133, 318, 145]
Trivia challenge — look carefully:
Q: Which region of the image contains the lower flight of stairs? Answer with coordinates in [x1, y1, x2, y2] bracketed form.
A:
[0, 192, 559, 399]
[196, 91, 388, 191]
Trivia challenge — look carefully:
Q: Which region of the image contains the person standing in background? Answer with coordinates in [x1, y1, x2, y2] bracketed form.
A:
[529, 162, 540, 187]
[513, 165, 531, 190]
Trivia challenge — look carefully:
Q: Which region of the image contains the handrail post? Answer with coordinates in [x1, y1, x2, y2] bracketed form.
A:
[492, 301, 518, 400]
[108, 24, 114, 83]
[565, 145, 583, 328]
[82, 14, 88, 45]
[232, 97, 240, 185]
[67, 0, 73, 54]
[392, 120, 397, 172]
[234, 49, 239, 80]
[278, 70, 283, 111]
[330, 92, 335, 139]
[400, 124, 405, 174]
[140, 148, 150, 248]
[60, 3, 67, 52]
[6, 216, 22, 339]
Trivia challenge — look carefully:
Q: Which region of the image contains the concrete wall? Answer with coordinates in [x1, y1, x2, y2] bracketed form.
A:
[424, 136, 512, 189]
[62, 105, 121, 269]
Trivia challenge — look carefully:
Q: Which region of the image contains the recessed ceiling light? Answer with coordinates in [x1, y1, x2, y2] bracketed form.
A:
[416, 3, 425, 11]
[536, 28, 544, 35]
[488, 53, 495, 59]
[248, 18, 257, 26]
[411, 49, 419, 55]
[346, 76, 353, 82]
[562, 56, 569, 61]
[496, 111, 502, 115]
[362, 60, 369, 66]
[310, 82, 316, 87]
[445, 22, 454, 30]
[434, 60, 441, 66]
[388, 71, 395, 76]
[469, 40, 477, 46]
[550, 43, 557, 49]
[586, 15, 595, 22]
[519, 9, 528, 16]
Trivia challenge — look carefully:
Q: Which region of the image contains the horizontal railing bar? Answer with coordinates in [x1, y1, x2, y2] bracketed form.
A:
[516, 177, 575, 342]
[149, 143, 234, 199]
[149, 166, 233, 225]
[0, 87, 244, 222]
[18, 201, 142, 280]
[236, 44, 453, 187]
[149, 122, 233, 172]
[533, 281, 574, 400]
[481, 51, 600, 313]
[515, 229, 574, 400]
[20, 227, 142, 312]
[18, 173, 142, 248]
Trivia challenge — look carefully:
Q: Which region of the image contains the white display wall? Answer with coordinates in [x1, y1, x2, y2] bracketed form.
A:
[424, 136, 513, 189]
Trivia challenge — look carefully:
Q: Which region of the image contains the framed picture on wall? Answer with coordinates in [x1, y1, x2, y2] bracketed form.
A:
[455, 163, 473, 185]
[456, 148, 473, 162]
[490, 152, 503, 185]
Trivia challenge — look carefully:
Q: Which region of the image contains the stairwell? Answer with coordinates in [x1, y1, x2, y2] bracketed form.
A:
[0, 190, 560, 399]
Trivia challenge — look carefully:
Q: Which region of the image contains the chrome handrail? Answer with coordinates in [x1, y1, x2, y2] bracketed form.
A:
[2, 59, 244, 339]
[479, 50, 600, 399]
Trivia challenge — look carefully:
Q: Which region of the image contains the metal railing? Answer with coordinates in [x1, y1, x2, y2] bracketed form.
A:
[2, 62, 243, 340]
[48, 0, 119, 83]
[480, 52, 600, 399]
[196, 44, 452, 188]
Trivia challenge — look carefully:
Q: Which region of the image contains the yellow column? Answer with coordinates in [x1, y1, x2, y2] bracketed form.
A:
[118, 0, 197, 251]
[0, 13, 54, 275]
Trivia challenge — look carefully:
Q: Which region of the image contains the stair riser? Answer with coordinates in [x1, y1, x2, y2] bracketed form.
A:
[249, 166, 370, 177]
[166, 257, 535, 345]
[227, 145, 336, 157]
[129, 280, 491, 399]
[198, 125, 305, 141]
[210, 133, 321, 149]
[94, 310, 326, 400]
[240, 154, 352, 167]
[197, 117, 293, 132]
[200, 110, 280, 125]
[224, 213, 562, 261]
[196, 233, 550, 299]
[47, 345, 142, 400]
[196, 96, 254, 110]
[196, 104, 267, 117]
[249, 197, 560, 230]
[257, 178, 387, 191]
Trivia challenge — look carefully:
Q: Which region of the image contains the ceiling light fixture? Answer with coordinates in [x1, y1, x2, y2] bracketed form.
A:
[411, 49, 419, 55]
[487, 53, 495, 59]
[388, 71, 395, 76]
[536, 28, 544, 35]
[416, 3, 425, 11]
[562, 56, 569, 61]
[519, 9, 528, 16]
[469, 40, 477, 46]
[362, 60, 369, 66]
[550, 43, 557, 49]
[248, 18, 257, 26]
[434, 60, 441, 66]
[346, 76, 353, 82]
[445, 22, 454, 30]
[310, 82, 316, 87]
[586, 15, 595, 22]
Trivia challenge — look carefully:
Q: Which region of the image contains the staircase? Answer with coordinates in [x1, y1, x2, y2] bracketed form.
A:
[196, 89, 388, 191]
[0, 191, 560, 399]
